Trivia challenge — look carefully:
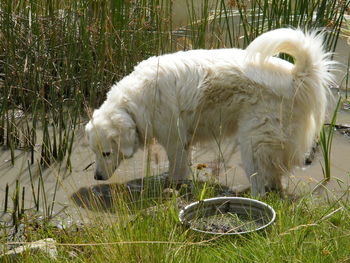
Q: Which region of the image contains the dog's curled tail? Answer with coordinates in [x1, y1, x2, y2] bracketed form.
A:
[245, 28, 334, 81]
[245, 28, 335, 160]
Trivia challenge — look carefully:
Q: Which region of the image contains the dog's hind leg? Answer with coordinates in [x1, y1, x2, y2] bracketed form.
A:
[239, 131, 285, 197]
[239, 138, 266, 197]
[264, 170, 283, 193]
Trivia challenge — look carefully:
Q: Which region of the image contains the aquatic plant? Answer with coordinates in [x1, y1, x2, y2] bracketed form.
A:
[319, 97, 341, 181]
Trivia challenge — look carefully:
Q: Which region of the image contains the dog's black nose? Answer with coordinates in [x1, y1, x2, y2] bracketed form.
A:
[94, 171, 106, 180]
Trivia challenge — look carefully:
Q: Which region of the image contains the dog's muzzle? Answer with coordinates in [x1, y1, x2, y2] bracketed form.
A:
[94, 170, 108, 180]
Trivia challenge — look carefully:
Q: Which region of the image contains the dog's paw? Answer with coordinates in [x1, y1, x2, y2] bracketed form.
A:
[304, 141, 319, 165]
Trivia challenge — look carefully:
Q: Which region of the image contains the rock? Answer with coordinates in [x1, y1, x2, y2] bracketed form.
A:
[1, 238, 58, 260]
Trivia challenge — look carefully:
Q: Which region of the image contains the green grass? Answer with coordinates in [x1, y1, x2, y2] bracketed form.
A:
[1, 191, 350, 262]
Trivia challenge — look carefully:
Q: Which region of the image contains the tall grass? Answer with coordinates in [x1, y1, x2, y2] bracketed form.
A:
[0, 0, 174, 167]
[0, 0, 348, 167]
[319, 97, 341, 182]
[187, 0, 349, 50]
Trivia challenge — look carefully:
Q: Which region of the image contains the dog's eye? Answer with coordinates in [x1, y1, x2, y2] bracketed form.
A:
[102, 152, 111, 157]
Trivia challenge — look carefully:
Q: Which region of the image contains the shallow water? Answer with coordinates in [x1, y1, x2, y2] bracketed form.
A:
[0, 105, 349, 225]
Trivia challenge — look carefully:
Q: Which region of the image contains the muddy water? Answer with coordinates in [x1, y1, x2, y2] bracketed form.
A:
[0, 105, 349, 225]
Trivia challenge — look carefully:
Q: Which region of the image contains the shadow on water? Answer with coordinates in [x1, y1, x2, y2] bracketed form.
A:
[71, 173, 179, 212]
[71, 183, 127, 212]
[70, 173, 239, 212]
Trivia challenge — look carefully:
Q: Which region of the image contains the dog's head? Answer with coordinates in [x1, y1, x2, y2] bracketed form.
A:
[85, 108, 139, 180]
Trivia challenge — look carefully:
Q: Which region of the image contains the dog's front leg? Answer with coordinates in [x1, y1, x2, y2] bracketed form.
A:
[249, 172, 266, 197]
[166, 144, 191, 183]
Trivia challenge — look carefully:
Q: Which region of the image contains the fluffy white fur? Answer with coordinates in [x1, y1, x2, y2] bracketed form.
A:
[85, 28, 334, 196]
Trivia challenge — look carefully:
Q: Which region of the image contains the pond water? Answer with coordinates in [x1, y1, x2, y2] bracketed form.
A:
[0, 101, 349, 226]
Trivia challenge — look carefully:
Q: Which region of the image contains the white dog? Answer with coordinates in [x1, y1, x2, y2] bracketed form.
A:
[85, 28, 334, 196]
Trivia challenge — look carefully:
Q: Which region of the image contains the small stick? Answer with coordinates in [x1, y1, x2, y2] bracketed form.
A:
[4, 183, 9, 213]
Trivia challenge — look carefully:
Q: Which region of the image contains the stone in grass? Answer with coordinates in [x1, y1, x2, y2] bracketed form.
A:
[1, 238, 58, 260]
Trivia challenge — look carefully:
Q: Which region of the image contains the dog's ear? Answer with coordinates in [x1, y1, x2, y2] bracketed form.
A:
[118, 127, 138, 157]
[109, 109, 139, 158]
[85, 120, 98, 149]
[85, 121, 92, 141]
